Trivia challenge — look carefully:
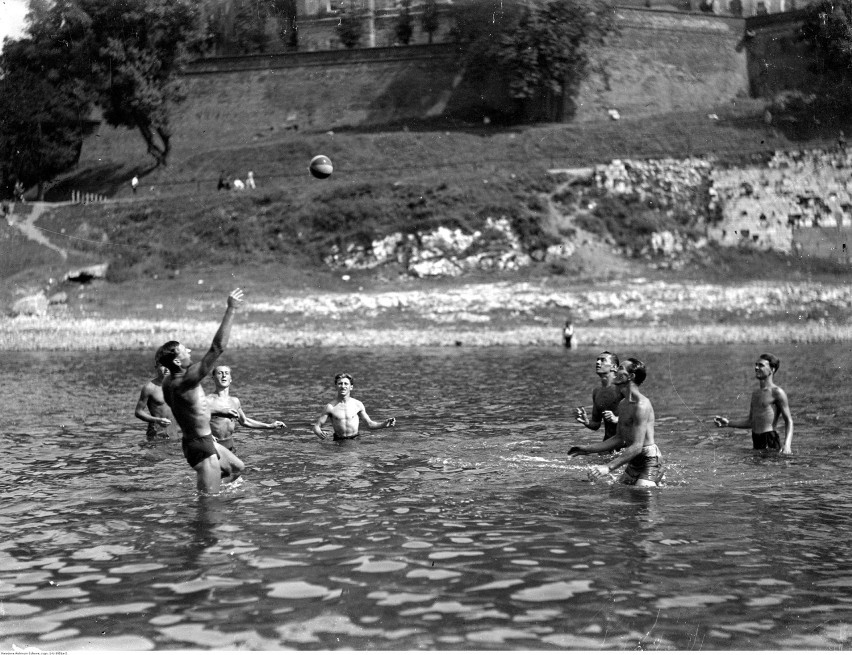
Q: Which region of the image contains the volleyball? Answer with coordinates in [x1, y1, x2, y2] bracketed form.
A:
[309, 155, 333, 179]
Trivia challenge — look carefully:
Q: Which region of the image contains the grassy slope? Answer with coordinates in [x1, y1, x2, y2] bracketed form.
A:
[6, 98, 850, 321]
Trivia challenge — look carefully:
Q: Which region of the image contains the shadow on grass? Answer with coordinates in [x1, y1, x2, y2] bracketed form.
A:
[44, 162, 159, 202]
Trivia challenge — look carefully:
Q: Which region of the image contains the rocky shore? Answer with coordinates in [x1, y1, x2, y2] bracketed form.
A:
[2, 279, 850, 350]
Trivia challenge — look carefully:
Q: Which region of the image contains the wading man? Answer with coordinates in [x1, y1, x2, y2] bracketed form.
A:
[575, 351, 621, 442]
[568, 357, 664, 487]
[714, 352, 793, 454]
[159, 288, 246, 493]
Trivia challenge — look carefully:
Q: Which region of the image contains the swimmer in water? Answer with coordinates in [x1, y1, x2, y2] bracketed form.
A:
[159, 288, 246, 494]
[135, 346, 179, 440]
[568, 357, 664, 487]
[575, 351, 621, 442]
[713, 352, 793, 454]
[207, 365, 286, 456]
[312, 373, 396, 441]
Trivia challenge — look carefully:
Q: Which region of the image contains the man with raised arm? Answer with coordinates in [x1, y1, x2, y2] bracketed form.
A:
[135, 346, 179, 440]
[208, 364, 287, 456]
[312, 373, 396, 441]
[568, 357, 664, 487]
[575, 351, 621, 441]
[159, 288, 246, 493]
[713, 352, 793, 454]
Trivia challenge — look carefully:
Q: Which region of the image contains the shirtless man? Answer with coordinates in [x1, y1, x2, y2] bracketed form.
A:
[568, 357, 664, 487]
[714, 352, 793, 454]
[312, 373, 396, 441]
[575, 351, 621, 441]
[134, 347, 179, 440]
[207, 365, 286, 456]
[159, 288, 246, 493]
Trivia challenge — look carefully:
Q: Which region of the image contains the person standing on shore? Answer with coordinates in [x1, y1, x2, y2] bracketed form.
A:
[568, 357, 664, 487]
[713, 352, 793, 454]
[562, 315, 575, 348]
[159, 288, 245, 494]
[575, 351, 621, 441]
[207, 365, 286, 456]
[313, 373, 396, 441]
[135, 347, 179, 440]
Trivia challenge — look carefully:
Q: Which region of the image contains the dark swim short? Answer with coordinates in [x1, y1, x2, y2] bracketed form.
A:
[182, 435, 219, 468]
[620, 444, 665, 486]
[752, 430, 781, 450]
[333, 433, 360, 441]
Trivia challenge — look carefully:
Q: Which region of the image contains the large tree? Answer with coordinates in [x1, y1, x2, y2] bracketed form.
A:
[0, 37, 93, 199]
[451, 0, 616, 122]
[19, 0, 202, 168]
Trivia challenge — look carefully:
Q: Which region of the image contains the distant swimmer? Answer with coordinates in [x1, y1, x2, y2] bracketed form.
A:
[714, 352, 793, 454]
[159, 288, 247, 494]
[575, 351, 621, 441]
[207, 365, 286, 455]
[312, 373, 396, 441]
[568, 357, 664, 487]
[135, 346, 179, 440]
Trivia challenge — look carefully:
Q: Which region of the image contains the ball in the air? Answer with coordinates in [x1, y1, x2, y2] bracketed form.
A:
[309, 155, 333, 179]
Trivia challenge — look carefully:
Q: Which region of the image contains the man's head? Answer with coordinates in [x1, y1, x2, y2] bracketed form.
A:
[212, 365, 232, 390]
[595, 351, 619, 375]
[614, 357, 646, 386]
[334, 373, 354, 396]
[755, 353, 780, 379]
[158, 340, 191, 372]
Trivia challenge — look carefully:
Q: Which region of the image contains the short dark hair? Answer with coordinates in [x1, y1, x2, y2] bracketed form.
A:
[758, 353, 780, 373]
[157, 341, 181, 369]
[624, 357, 646, 385]
[600, 351, 619, 367]
[334, 372, 353, 385]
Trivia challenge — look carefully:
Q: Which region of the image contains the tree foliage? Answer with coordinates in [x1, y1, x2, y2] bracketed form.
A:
[394, 0, 414, 45]
[0, 34, 94, 199]
[337, 0, 364, 48]
[800, 0, 852, 75]
[450, 0, 616, 122]
[4, 0, 201, 172]
[420, 0, 440, 44]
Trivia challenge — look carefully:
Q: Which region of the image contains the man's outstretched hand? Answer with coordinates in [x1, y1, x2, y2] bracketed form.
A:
[228, 288, 244, 308]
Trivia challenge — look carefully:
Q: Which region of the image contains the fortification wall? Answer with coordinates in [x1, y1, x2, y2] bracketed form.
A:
[79, 7, 755, 166]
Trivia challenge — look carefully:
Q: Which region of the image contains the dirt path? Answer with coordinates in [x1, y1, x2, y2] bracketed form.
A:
[8, 202, 68, 260]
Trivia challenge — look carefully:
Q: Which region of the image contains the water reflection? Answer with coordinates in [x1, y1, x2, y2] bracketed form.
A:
[1, 344, 852, 649]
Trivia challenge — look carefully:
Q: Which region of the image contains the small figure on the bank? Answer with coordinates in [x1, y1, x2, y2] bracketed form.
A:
[207, 365, 286, 458]
[714, 352, 793, 454]
[838, 130, 847, 152]
[568, 357, 664, 487]
[134, 347, 179, 441]
[131, 176, 139, 194]
[575, 351, 621, 442]
[217, 172, 230, 191]
[562, 315, 575, 349]
[312, 373, 396, 441]
[13, 181, 24, 203]
[246, 170, 256, 190]
[159, 288, 247, 494]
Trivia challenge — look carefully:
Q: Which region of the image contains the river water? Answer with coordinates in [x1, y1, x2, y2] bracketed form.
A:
[2, 343, 851, 650]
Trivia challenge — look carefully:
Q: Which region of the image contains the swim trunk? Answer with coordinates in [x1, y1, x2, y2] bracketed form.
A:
[182, 435, 219, 468]
[620, 444, 665, 486]
[752, 430, 781, 450]
[333, 432, 360, 441]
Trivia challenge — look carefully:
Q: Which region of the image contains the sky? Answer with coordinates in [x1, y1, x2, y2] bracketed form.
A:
[0, 0, 28, 44]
